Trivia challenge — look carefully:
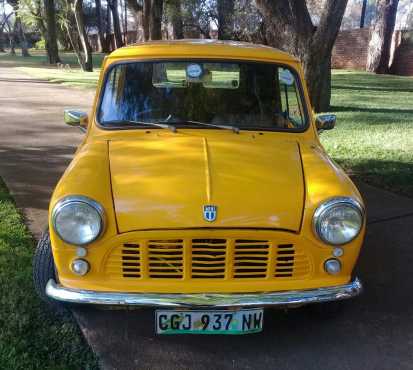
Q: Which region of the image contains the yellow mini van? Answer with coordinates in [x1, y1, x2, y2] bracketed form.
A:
[33, 40, 364, 335]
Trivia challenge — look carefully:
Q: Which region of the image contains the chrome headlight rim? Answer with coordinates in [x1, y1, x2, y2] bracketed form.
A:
[313, 197, 364, 246]
[52, 195, 105, 246]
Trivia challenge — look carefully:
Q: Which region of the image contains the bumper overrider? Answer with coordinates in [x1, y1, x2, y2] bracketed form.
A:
[46, 278, 362, 308]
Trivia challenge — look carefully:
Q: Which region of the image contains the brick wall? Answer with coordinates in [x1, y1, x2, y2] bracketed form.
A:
[332, 28, 371, 70]
[332, 28, 413, 76]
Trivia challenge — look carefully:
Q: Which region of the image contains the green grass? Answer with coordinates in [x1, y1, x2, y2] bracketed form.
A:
[321, 70, 413, 197]
[0, 179, 98, 369]
[16, 66, 100, 88]
[0, 49, 104, 89]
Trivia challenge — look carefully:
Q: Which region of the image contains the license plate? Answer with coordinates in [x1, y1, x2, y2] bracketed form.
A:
[155, 308, 264, 335]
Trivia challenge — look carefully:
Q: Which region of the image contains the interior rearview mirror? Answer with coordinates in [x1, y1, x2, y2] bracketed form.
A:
[315, 114, 336, 131]
[64, 109, 88, 132]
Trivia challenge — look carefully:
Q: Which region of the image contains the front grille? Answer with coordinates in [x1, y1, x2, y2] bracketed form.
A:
[192, 239, 226, 278]
[148, 239, 184, 278]
[233, 240, 269, 278]
[105, 237, 311, 281]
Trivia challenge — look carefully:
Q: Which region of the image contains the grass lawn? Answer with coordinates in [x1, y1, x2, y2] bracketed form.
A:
[0, 49, 104, 89]
[0, 179, 98, 369]
[321, 70, 413, 198]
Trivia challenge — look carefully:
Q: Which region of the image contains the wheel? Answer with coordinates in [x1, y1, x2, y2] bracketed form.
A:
[33, 230, 66, 313]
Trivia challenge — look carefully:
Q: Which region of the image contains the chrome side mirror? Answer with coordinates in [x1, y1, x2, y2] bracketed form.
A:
[315, 114, 336, 131]
[64, 109, 88, 132]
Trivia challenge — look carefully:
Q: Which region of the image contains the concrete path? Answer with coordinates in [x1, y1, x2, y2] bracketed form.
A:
[0, 65, 93, 237]
[1, 66, 413, 370]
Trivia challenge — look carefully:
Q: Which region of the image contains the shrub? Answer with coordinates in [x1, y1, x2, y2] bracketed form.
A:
[34, 39, 46, 50]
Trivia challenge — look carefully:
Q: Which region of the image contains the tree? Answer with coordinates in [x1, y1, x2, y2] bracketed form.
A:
[149, 0, 163, 39]
[217, 0, 234, 39]
[143, 0, 150, 39]
[255, 0, 348, 112]
[360, 0, 367, 27]
[44, 0, 61, 63]
[180, 0, 213, 38]
[62, 0, 93, 71]
[7, 0, 30, 56]
[167, 0, 183, 39]
[94, 0, 106, 51]
[108, 0, 124, 47]
[0, 12, 13, 52]
[366, 0, 399, 73]
[127, 0, 144, 41]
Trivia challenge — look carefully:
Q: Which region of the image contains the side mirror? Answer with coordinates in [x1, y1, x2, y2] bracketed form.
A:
[315, 114, 336, 131]
[64, 109, 88, 132]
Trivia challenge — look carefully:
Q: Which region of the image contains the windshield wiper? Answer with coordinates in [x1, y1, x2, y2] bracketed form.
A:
[105, 119, 177, 132]
[105, 117, 240, 134]
[171, 119, 240, 133]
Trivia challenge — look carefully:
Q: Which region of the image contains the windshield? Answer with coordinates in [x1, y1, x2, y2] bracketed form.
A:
[98, 60, 308, 131]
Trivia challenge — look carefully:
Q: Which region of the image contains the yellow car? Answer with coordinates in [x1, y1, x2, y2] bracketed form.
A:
[33, 40, 365, 335]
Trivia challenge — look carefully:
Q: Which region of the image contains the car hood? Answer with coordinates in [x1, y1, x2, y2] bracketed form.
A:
[109, 134, 304, 232]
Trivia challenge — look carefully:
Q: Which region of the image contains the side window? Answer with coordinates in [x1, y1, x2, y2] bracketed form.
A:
[278, 68, 305, 127]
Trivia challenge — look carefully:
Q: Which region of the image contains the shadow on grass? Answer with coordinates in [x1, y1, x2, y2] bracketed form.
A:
[331, 105, 413, 115]
[336, 158, 413, 198]
[332, 85, 413, 93]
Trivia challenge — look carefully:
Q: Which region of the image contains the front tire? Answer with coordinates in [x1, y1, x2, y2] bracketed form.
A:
[33, 230, 65, 312]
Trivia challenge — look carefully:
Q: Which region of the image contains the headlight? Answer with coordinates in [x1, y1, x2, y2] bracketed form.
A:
[313, 197, 364, 245]
[52, 196, 105, 245]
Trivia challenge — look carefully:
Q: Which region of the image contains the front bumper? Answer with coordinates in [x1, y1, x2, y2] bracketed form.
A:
[46, 278, 362, 308]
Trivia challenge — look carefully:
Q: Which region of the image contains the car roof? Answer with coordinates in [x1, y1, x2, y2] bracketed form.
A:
[107, 39, 299, 63]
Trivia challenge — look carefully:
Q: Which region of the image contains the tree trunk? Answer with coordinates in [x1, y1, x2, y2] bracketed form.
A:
[72, 0, 93, 71]
[8, 2, 30, 57]
[366, 0, 399, 74]
[169, 0, 183, 39]
[0, 28, 4, 52]
[63, 18, 83, 67]
[104, 4, 113, 51]
[0, 13, 13, 52]
[108, 0, 124, 48]
[9, 18, 16, 55]
[15, 17, 30, 56]
[127, 0, 144, 41]
[44, 0, 61, 63]
[150, 0, 163, 40]
[123, 0, 128, 43]
[255, 0, 348, 112]
[217, 0, 234, 40]
[95, 0, 106, 52]
[360, 0, 367, 28]
[143, 0, 151, 41]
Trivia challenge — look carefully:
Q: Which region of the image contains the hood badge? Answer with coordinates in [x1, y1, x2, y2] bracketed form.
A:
[203, 205, 217, 222]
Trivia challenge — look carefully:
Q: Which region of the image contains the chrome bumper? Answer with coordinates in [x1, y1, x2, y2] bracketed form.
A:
[46, 278, 362, 308]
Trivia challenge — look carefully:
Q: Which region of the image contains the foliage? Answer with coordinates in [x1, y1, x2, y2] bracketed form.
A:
[0, 178, 98, 369]
[34, 37, 46, 49]
[232, 0, 264, 42]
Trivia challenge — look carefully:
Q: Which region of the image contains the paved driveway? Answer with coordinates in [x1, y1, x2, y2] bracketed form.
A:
[1, 67, 413, 370]
[0, 67, 92, 237]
